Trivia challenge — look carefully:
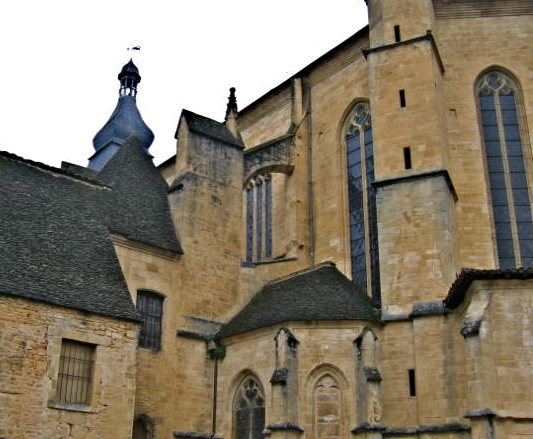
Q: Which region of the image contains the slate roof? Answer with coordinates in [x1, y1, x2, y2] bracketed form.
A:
[216, 262, 378, 339]
[179, 110, 244, 148]
[0, 140, 181, 321]
[97, 136, 183, 254]
[444, 267, 533, 309]
[92, 95, 154, 153]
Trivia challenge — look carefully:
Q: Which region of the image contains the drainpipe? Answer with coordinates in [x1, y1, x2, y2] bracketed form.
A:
[212, 357, 218, 435]
[305, 82, 315, 267]
[207, 340, 225, 436]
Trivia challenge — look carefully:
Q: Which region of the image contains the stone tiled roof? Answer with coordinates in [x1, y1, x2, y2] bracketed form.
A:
[181, 110, 244, 148]
[216, 262, 378, 339]
[444, 267, 533, 309]
[0, 139, 181, 321]
[97, 136, 183, 254]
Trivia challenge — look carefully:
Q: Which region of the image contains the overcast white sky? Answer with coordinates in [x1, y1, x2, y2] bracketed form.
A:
[0, 1, 368, 167]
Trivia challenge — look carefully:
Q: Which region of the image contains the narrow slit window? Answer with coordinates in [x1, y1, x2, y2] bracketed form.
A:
[399, 89, 406, 108]
[408, 369, 416, 397]
[394, 25, 401, 42]
[403, 147, 412, 169]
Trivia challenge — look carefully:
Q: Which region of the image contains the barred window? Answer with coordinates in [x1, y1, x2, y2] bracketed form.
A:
[55, 339, 95, 406]
[246, 174, 273, 262]
[477, 69, 533, 268]
[133, 414, 154, 439]
[137, 291, 164, 351]
[346, 102, 381, 301]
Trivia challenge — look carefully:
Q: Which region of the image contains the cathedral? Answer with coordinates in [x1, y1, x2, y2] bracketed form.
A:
[1, 1, 533, 438]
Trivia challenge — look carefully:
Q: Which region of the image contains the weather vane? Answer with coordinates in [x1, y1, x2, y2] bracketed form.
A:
[127, 45, 141, 59]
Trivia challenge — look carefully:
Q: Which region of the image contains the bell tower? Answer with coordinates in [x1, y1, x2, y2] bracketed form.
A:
[365, 0, 456, 316]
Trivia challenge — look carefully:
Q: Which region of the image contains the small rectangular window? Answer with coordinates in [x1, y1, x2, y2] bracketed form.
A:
[408, 369, 416, 397]
[394, 25, 401, 42]
[56, 340, 95, 405]
[403, 147, 412, 169]
[137, 291, 164, 351]
[399, 89, 406, 108]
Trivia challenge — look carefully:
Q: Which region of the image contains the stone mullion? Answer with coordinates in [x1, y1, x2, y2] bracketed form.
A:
[493, 91, 522, 265]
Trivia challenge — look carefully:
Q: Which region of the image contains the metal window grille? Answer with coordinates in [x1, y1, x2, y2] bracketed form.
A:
[56, 339, 95, 405]
[137, 291, 163, 351]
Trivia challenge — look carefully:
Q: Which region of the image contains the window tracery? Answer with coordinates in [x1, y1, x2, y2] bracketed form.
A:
[246, 174, 273, 262]
[233, 377, 265, 439]
[477, 69, 533, 268]
[345, 102, 380, 301]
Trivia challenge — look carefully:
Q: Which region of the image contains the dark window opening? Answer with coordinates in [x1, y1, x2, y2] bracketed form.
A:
[408, 369, 416, 397]
[394, 25, 401, 42]
[399, 89, 406, 108]
[403, 147, 412, 169]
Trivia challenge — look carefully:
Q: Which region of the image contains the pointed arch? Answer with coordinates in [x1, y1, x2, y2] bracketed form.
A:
[232, 372, 266, 439]
[476, 67, 533, 268]
[132, 414, 154, 439]
[342, 100, 381, 301]
[307, 364, 349, 439]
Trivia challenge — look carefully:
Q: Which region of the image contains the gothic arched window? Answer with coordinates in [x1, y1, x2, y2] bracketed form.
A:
[246, 174, 273, 262]
[345, 102, 380, 301]
[314, 374, 341, 439]
[132, 415, 153, 439]
[234, 377, 265, 439]
[477, 69, 533, 268]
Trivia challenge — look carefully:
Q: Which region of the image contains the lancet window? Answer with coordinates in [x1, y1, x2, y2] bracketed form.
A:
[233, 377, 265, 439]
[345, 102, 380, 301]
[477, 69, 533, 268]
[246, 174, 273, 262]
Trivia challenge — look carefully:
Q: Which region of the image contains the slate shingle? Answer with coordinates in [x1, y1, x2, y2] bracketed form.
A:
[216, 262, 378, 339]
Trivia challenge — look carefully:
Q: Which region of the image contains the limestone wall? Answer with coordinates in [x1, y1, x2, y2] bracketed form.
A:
[0, 295, 138, 439]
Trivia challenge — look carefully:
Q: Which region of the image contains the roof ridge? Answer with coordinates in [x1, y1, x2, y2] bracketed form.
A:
[0, 150, 109, 188]
[267, 261, 336, 286]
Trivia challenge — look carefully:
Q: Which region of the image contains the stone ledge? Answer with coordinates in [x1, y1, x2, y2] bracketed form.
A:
[266, 423, 304, 432]
[173, 431, 218, 439]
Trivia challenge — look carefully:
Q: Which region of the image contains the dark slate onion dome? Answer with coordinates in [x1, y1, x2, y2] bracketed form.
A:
[88, 59, 154, 170]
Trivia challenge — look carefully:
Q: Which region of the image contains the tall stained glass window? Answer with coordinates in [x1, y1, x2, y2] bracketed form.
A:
[477, 69, 533, 268]
[346, 102, 380, 301]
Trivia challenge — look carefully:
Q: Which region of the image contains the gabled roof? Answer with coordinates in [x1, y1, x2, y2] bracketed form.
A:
[178, 110, 244, 148]
[216, 262, 378, 339]
[0, 151, 140, 321]
[97, 135, 183, 254]
[444, 267, 533, 309]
